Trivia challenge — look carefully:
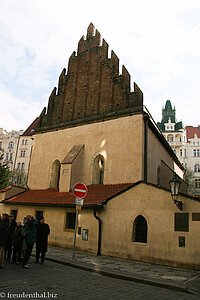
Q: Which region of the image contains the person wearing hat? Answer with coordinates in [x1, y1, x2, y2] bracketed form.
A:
[35, 216, 50, 264]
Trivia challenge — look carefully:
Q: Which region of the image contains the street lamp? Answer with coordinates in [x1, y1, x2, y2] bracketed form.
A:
[169, 174, 183, 211]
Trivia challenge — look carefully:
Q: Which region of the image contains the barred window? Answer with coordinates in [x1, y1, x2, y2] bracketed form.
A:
[66, 212, 76, 229]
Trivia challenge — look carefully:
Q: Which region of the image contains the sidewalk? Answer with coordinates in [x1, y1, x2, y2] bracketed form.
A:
[43, 245, 200, 296]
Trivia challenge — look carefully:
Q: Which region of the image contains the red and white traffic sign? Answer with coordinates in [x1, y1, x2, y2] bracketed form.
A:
[72, 182, 88, 199]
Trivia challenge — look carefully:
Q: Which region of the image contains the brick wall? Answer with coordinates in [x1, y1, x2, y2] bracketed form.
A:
[37, 23, 143, 132]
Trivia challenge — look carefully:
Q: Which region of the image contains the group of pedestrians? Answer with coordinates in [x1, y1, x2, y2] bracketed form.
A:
[0, 213, 50, 269]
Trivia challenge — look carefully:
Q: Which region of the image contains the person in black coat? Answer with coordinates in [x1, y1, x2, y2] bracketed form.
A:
[35, 216, 50, 264]
[5, 215, 17, 261]
[12, 220, 25, 264]
[0, 213, 10, 268]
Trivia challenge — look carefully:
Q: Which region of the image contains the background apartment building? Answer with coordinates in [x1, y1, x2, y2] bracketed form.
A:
[0, 128, 24, 172]
[0, 118, 38, 187]
[157, 100, 200, 195]
[14, 118, 38, 187]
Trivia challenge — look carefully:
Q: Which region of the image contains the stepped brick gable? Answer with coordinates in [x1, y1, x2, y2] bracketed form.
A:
[37, 23, 143, 132]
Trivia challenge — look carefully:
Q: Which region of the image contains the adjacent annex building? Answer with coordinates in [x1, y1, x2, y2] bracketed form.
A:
[1, 24, 200, 270]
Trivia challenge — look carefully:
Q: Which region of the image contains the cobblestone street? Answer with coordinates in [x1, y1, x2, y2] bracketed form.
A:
[0, 257, 199, 300]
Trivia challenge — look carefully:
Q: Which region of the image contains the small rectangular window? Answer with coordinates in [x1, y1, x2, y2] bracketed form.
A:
[194, 150, 196, 157]
[66, 212, 76, 229]
[35, 210, 43, 220]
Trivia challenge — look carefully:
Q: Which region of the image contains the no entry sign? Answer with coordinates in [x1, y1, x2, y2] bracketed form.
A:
[72, 182, 88, 199]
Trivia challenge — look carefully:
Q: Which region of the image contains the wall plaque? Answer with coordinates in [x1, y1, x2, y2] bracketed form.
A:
[179, 236, 185, 248]
[192, 213, 200, 221]
[82, 229, 88, 241]
[175, 213, 189, 232]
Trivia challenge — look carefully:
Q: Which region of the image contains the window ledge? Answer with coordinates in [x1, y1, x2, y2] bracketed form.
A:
[132, 242, 148, 245]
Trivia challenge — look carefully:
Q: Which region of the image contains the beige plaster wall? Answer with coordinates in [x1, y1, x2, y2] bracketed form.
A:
[28, 115, 144, 189]
[0, 192, 6, 202]
[99, 183, 200, 269]
[59, 164, 72, 192]
[147, 128, 175, 187]
[2, 182, 200, 268]
[0, 203, 5, 214]
[1, 204, 99, 254]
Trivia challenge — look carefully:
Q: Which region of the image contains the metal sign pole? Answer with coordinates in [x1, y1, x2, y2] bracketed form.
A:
[72, 206, 79, 259]
[72, 183, 87, 260]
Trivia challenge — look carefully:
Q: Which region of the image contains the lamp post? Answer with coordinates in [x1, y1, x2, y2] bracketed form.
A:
[169, 174, 183, 211]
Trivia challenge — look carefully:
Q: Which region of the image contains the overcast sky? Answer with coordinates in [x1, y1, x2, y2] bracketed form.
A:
[0, 0, 200, 132]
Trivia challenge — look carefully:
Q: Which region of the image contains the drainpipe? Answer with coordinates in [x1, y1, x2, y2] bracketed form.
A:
[26, 142, 33, 188]
[93, 208, 102, 256]
[144, 116, 148, 183]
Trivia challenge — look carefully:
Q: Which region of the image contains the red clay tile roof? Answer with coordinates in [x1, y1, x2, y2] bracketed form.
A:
[22, 118, 39, 136]
[186, 126, 200, 140]
[3, 183, 134, 207]
[0, 186, 11, 193]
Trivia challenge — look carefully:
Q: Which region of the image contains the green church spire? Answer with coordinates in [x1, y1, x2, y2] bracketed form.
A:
[157, 100, 184, 132]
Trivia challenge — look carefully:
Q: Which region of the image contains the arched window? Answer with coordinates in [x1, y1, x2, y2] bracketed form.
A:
[194, 164, 200, 173]
[132, 215, 147, 243]
[92, 154, 105, 185]
[49, 159, 61, 188]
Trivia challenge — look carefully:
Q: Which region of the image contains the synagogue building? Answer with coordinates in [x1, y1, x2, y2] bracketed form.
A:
[1, 24, 200, 269]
